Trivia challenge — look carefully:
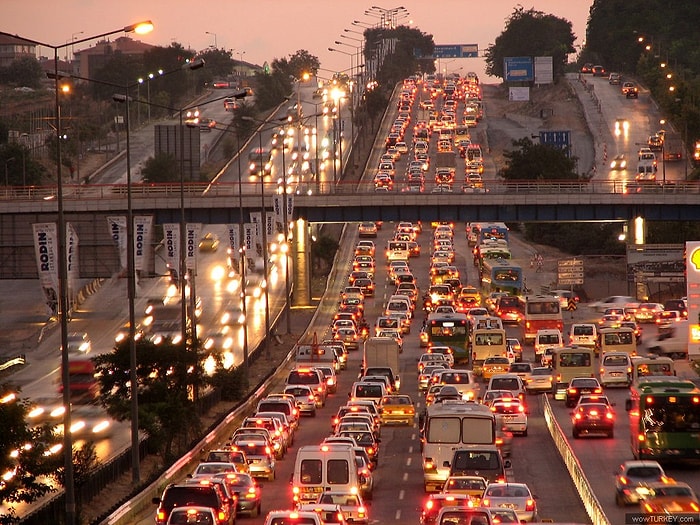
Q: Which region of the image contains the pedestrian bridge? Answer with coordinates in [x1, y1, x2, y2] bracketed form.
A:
[2, 179, 699, 223]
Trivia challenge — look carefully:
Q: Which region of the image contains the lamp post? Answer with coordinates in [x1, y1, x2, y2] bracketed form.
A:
[235, 131, 250, 375]
[3, 22, 154, 525]
[205, 31, 217, 49]
[238, 51, 246, 77]
[4, 157, 15, 197]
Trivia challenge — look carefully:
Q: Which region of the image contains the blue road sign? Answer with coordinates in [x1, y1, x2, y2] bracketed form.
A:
[504, 57, 534, 82]
[539, 130, 571, 157]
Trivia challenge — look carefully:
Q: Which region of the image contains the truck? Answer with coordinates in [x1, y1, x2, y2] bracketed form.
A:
[59, 357, 99, 401]
[294, 343, 338, 369]
[647, 319, 688, 359]
[435, 151, 456, 172]
[663, 132, 683, 161]
[362, 337, 401, 391]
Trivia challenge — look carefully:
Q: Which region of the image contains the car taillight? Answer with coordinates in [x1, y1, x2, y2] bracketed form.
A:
[265, 446, 271, 454]
[482, 498, 490, 506]
[157, 510, 166, 522]
[594, 387, 602, 393]
[606, 412, 614, 420]
[619, 476, 628, 485]
[367, 447, 374, 455]
[217, 510, 226, 522]
[568, 388, 577, 394]
[525, 499, 535, 511]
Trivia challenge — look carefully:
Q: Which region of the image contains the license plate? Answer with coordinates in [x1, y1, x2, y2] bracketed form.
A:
[610, 372, 622, 377]
[303, 487, 324, 493]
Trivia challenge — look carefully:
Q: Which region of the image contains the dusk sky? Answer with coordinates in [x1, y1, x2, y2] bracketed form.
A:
[5, 1, 593, 83]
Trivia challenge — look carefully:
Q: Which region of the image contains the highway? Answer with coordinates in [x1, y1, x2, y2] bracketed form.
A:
[3, 69, 697, 524]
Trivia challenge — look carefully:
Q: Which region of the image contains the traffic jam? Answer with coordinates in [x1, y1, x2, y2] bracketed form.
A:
[150, 73, 699, 525]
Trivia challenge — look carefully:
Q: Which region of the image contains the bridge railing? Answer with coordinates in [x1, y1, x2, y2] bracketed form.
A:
[1, 179, 699, 201]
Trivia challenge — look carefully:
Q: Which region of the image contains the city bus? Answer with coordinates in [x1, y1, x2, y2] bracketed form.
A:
[425, 312, 470, 365]
[420, 401, 495, 492]
[523, 295, 563, 343]
[474, 239, 511, 270]
[480, 259, 522, 296]
[477, 222, 509, 246]
[627, 378, 700, 461]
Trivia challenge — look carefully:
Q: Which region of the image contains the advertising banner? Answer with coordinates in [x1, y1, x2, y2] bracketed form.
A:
[32, 223, 59, 315]
[133, 216, 153, 272]
[107, 216, 127, 270]
[686, 241, 700, 359]
[185, 223, 202, 271]
[163, 223, 180, 275]
[66, 222, 79, 300]
[272, 195, 284, 233]
[226, 224, 240, 255]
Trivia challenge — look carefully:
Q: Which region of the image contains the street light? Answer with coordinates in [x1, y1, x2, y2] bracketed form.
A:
[238, 51, 246, 77]
[4, 157, 15, 197]
[205, 31, 217, 49]
[1, 22, 154, 525]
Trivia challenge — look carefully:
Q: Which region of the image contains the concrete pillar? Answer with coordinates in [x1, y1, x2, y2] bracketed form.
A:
[293, 218, 311, 306]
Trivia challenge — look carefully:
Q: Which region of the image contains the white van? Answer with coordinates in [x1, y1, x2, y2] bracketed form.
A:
[647, 320, 688, 360]
[350, 381, 386, 404]
[534, 329, 564, 359]
[385, 296, 412, 318]
[599, 351, 632, 387]
[569, 323, 597, 348]
[291, 444, 360, 505]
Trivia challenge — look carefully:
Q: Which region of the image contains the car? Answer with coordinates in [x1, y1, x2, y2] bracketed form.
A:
[508, 362, 533, 382]
[590, 296, 637, 313]
[647, 134, 663, 151]
[378, 394, 415, 425]
[614, 460, 668, 506]
[609, 154, 627, 170]
[441, 475, 487, 501]
[490, 397, 528, 436]
[284, 385, 317, 416]
[482, 357, 511, 380]
[505, 338, 522, 361]
[220, 303, 245, 326]
[297, 503, 348, 525]
[598, 313, 623, 329]
[564, 377, 603, 408]
[622, 81, 639, 98]
[263, 510, 323, 525]
[165, 506, 219, 525]
[234, 439, 276, 480]
[215, 472, 262, 517]
[481, 482, 537, 522]
[358, 222, 378, 238]
[419, 493, 474, 525]
[191, 461, 239, 478]
[639, 481, 699, 515]
[592, 65, 606, 77]
[204, 449, 250, 475]
[608, 72, 621, 84]
[198, 117, 216, 131]
[571, 402, 615, 438]
[524, 367, 553, 393]
[153, 481, 235, 525]
[580, 63, 593, 74]
[66, 332, 92, 354]
[316, 491, 369, 524]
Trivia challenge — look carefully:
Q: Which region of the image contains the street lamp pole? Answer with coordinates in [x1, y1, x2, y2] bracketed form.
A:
[236, 132, 249, 375]
[4, 157, 15, 197]
[256, 131, 271, 359]
[205, 31, 217, 49]
[3, 22, 154, 525]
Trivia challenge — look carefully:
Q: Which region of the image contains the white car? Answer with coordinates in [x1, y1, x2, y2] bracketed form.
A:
[490, 398, 528, 436]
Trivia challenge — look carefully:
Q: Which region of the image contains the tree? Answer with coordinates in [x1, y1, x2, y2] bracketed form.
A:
[141, 152, 180, 183]
[364, 26, 435, 88]
[0, 57, 42, 88]
[93, 339, 204, 460]
[499, 137, 578, 181]
[0, 387, 62, 524]
[286, 50, 320, 78]
[197, 47, 236, 87]
[484, 7, 575, 81]
[253, 69, 292, 112]
[0, 143, 45, 186]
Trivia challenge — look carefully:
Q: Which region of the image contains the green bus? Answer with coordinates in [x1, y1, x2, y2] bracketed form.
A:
[425, 312, 470, 365]
[627, 377, 700, 461]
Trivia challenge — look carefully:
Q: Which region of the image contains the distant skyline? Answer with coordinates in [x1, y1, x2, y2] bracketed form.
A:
[4, 1, 593, 83]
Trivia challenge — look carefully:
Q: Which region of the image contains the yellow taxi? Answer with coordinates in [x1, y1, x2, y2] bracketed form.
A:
[441, 476, 487, 503]
[378, 394, 416, 426]
[482, 356, 511, 380]
[459, 286, 481, 306]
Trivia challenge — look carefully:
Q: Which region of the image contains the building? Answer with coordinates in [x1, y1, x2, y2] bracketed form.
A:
[0, 34, 37, 67]
[73, 36, 154, 79]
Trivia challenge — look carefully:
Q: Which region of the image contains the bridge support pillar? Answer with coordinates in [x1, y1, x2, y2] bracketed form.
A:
[292, 219, 311, 307]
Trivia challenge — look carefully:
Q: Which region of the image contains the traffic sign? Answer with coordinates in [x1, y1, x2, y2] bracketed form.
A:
[558, 258, 583, 268]
[504, 57, 534, 82]
[558, 271, 584, 280]
[414, 44, 478, 59]
[558, 278, 584, 285]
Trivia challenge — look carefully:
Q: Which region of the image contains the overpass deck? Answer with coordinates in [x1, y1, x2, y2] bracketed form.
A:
[2, 179, 699, 222]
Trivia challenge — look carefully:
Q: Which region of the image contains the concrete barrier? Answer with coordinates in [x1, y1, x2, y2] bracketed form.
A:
[543, 395, 611, 525]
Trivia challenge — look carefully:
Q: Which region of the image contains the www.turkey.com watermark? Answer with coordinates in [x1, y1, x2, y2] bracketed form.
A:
[627, 514, 700, 524]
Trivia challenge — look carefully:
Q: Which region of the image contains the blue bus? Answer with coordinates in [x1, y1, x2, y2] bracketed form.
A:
[481, 259, 522, 296]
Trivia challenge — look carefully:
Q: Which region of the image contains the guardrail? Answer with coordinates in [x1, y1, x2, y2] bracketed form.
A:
[2, 178, 699, 202]
[543, 395, 611, 525]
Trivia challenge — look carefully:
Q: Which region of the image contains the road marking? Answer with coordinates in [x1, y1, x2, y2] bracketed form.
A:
[403, 472, 408, 481]
[395, 510, 401, 520]
[399, 489, 405, 500]
[408, 446, 413, 453]
[406, 457, 412, 466]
